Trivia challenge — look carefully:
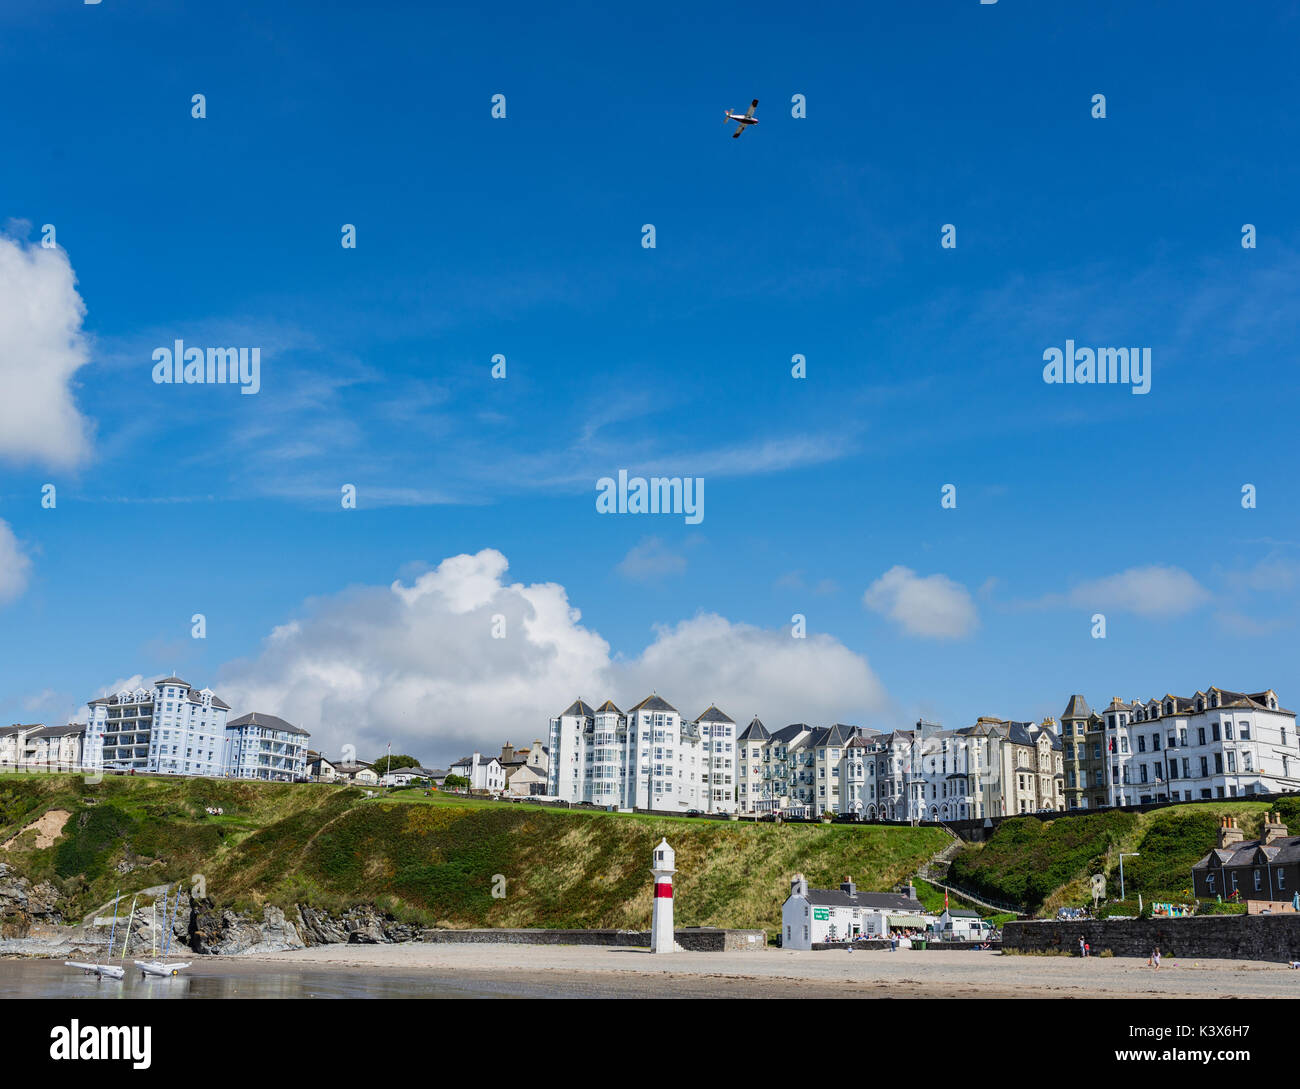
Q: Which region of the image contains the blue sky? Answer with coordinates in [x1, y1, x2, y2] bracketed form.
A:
[2, 1, 1299, 763]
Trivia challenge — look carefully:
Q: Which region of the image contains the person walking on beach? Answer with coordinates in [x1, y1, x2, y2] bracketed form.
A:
[1150, 946, 1161, 970]
[1079, 935, 1086, 957]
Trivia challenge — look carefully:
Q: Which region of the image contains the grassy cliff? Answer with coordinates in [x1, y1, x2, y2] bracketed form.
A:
[948, 798, 1300, 913]
[0, 774, 946, 931]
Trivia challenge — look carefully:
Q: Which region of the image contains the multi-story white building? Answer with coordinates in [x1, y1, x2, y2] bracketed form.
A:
[546, 695, 736, 812]
[0, 723, 88, 770]
[223, 712, 310, 782]
[85, 675, 231, 777]
[1102, 687, 1299, 805]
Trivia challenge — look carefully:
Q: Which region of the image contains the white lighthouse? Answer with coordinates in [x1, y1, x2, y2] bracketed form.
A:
[650, 837, 678, 954]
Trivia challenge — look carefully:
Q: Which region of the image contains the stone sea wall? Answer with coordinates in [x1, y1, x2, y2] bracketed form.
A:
[1003, 915, 1300, 961]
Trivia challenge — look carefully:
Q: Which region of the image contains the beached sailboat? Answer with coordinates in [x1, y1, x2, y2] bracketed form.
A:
[134, 886, 191, 977]
[65, 889, 126, 980]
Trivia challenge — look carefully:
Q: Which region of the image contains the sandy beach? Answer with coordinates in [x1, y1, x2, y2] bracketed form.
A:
[231, 944, 1300, 999]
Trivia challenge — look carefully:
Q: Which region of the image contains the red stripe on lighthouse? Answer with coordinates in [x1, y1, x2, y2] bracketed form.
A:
[654, 882, 673, 899]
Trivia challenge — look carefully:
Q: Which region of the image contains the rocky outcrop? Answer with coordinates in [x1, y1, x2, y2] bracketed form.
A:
[187, 900, 418, 953]
[0, 862, 64, 936]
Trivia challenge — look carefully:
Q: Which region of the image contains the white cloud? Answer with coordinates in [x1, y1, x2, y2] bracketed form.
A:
[862, 565, 978, 639]
[0, 520, 33, 605]
[617, 537, 687, 581]
[217, 549, 890, 763]
[1063, 565, 1209, 617]
[0, 234, 93, 468]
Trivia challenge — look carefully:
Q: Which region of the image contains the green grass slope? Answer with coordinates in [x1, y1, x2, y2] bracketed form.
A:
[949, 798, 1300, 914]
[0, 775, 947, 931]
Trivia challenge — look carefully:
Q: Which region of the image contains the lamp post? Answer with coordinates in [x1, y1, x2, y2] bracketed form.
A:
[1119, 852, 1140, 900]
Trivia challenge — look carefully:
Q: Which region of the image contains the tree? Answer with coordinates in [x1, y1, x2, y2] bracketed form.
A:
[443, 774, 470, 791]
[370, 753, 420, 774]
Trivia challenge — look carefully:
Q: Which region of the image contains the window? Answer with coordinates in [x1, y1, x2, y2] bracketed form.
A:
[1254, 869, 1262, 892]
[1198, 728, 1206, 745]
[1200, 757, 1209, 777]
[1279, 870, 1287, 891]
[1212, 723, 1221, 742]
[1207, 873, 1216, 894]
[1138, 736, 1147, 753]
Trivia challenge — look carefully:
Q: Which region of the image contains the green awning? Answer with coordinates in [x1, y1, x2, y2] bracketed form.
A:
[887, 914, 929, 928]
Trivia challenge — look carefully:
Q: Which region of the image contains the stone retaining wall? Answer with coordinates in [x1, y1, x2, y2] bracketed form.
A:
[1003, 916, 1300, 961]
[419, 927, 767, 951]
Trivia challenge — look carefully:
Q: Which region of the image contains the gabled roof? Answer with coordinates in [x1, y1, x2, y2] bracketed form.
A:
[738, 717, 770, 742]
[695, 705, 734, 724]
[771, 723, 811, 744]
[559, 699, 596, 718]
[627, 694, 679, 715]
[594, 700, 622, 714]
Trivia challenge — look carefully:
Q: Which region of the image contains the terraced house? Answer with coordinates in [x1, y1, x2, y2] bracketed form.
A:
[1060, 695, 1108, 809]
[736, 721, 873, 816]
[1193, 812, 1300, 909]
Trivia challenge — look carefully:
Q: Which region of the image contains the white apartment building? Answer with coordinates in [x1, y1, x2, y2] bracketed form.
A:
[224, 712, 310, 782]
[1102, 686, 1299, 806]
[85, 675, 230, 777]
[546, 695, 735, 812]
[0, 723, 87, 770]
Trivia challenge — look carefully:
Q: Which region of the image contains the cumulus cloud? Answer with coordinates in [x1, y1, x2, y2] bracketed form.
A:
[1062, 564, 1209, 617]
[0, 520, 33, 605]
[217, 549, 890, 763]
[862, 565, 978, 639]
[0, 233, 93, 468]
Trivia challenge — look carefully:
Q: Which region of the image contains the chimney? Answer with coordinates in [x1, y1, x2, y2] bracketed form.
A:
[791, 873, 809, 898]
[840, 876, 856, 896]
[1262, 811, 1289, 845]
[501, 742, 515, 764]
[905, 882, 918, 901]
[1218, 815, 1244, 849]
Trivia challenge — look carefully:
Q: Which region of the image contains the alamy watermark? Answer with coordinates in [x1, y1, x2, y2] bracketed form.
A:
[152, 340, 261, 395]
[595, 470, 703, 524]
[1042, 341, 1151, 395]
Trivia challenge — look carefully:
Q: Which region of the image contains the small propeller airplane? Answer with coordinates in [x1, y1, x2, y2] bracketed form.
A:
[724, 99, 759, 138]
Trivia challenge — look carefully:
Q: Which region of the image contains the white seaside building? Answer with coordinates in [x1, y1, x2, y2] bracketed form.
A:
[780, 874, 930, 948]
[546, 695, 736, 813]
[1102, 687, 1300, 806]
[223, 712, 310, 782]
[85, 676, 230, 777]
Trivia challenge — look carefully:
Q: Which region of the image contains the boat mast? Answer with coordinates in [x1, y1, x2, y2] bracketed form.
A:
[120, 893, 139, 960]
[106, 888, 120, 963]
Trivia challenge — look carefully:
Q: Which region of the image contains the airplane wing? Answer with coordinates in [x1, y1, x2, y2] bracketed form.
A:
[745, 99, 758, 118]
[732, 126, 744, 138]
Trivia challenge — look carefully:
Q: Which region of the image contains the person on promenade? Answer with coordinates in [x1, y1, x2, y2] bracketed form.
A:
[1078, 935, 1086, 957]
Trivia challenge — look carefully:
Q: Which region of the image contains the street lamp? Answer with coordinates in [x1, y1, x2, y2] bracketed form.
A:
[1119, 852, 1139, 900]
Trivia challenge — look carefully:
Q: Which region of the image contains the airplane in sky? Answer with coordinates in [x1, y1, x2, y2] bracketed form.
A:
[724, 99, 759, 138]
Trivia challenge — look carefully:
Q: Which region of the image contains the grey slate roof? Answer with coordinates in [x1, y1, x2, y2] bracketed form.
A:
[1061, 694, 1092, 720]
[799, 888, 922, 911]
[227, 712, 309, 737]
[627, 694, 679, 715]
[696, 705, 734, 724]
[155, 676, 190, 687]
[559, 699, 596, 718]
[738, 717, 770, 742]
[594, 700, 622, 714]
[1194, 836, 1300, 870]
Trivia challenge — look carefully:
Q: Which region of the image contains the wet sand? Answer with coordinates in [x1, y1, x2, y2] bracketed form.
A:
[236, 944, 1300, 999]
